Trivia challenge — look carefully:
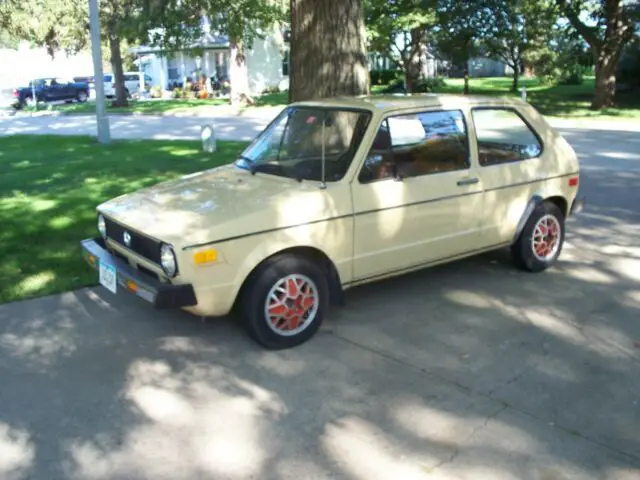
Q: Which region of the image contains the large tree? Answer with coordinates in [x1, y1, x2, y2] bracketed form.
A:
[290, 0, 369, 102]
[482, 0, 558, 92]
[434, 1, 490, 95]
[557, 0, 637, 109]
[366, 0, 437, 93]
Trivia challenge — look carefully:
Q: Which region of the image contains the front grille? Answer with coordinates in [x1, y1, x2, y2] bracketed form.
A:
[104, 217, 162, 264]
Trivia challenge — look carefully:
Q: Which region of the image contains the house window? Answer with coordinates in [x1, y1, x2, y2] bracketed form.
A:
[168, 58, 179, 80]
[282, 49, 290, 76]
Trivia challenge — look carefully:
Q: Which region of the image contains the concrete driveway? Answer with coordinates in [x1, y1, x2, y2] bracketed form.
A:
[1, 127, 639, 479]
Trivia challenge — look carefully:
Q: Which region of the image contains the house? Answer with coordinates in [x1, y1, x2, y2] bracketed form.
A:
[368, 47, 448, 79]
[131, 21, 290, 95]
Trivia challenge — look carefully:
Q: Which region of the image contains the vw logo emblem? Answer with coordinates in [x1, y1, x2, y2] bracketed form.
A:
[123, 231, 132, 247]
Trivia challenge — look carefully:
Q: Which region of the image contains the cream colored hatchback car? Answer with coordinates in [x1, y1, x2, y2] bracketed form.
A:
[81, 95, 584, 349]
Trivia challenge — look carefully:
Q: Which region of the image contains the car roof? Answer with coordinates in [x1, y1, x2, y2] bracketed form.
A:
[292, 94, 529, 115]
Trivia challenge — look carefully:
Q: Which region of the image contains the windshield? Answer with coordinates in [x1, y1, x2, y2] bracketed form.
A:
[236, 106, 371, 182]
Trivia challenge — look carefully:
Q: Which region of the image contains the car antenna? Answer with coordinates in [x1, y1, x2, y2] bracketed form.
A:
[320, 114, 327, 190]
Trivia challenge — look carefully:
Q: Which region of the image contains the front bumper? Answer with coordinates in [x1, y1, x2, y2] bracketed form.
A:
[81, 237, 197, 309]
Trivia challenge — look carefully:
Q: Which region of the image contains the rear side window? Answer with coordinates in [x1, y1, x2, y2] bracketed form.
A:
[359, 110, 469, 183]
[104, 75, 112, 82]
[472, 108, 542, 166]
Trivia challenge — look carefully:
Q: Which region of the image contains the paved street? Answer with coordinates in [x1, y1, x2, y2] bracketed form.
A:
[1, 123, 640, 479]
[0, 109, 281, 142]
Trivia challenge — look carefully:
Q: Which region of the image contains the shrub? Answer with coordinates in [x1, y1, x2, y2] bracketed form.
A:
[413, 77, 446, 93]
[370, 70, 400, 85]
[172, 88, 182, 99]
[150, 86, 162, 98]
[560, 70, 584, 85]
[261, 86, 281, 94]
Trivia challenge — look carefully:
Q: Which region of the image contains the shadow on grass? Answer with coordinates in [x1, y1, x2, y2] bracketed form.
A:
[0, 135, 248, 304]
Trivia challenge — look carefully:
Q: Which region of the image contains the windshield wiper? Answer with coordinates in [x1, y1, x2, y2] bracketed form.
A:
[248, 163, 303, 183]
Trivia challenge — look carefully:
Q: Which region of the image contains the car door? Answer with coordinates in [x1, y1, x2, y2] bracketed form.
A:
[469, 107, 545, 246]
[351, 109, 484, 281]
[57, 78, 74, 100]
[42, 79, 59, 101]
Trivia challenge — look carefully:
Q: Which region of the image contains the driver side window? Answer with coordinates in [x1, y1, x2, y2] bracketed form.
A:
[359, 110, 469, 183]
[358, 120, 394, 183]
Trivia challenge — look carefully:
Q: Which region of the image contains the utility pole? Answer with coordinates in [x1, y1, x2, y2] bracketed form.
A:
[89, 0, 110, 144]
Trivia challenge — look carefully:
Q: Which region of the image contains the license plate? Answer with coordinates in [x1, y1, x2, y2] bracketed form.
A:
[99, 262, 117, 294]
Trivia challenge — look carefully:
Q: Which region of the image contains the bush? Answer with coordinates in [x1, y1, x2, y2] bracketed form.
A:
[560, 70, 584, 85]
[261, 85, 281, 95]
[150, 86, 162, 98]
[370, 70, 400, 85]
[413, 77, 446, 93]
[172, 88, 182, 99]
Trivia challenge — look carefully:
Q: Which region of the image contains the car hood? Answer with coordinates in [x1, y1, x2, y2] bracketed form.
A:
[97, 164, 341, 247]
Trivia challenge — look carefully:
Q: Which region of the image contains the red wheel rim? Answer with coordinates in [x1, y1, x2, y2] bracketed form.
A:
[532, 214, 561, 261]
[264, 274, 319, 336]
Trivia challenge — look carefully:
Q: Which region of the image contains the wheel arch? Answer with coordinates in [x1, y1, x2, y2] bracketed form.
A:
[512, 192, 568, 244]
[232, 245, 345, 313]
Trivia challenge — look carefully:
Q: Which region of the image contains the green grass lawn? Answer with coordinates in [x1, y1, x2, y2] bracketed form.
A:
[433, 76, 640, 120]
[0, 135, 247, 304]
[49, 98, 229, 115]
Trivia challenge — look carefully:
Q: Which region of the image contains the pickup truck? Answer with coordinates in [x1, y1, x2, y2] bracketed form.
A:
[12, 77, 90, 109]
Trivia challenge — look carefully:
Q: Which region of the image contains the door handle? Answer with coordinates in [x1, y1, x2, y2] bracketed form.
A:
[457, 177, 479, 186]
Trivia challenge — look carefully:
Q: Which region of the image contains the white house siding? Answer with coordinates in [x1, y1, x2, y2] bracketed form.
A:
[468, 58, 511, 77]
[246, 36, 289, 94]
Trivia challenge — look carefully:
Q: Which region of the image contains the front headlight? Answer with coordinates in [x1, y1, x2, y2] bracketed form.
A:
[97, 214, 106, 238]
[160, 244, 177, 277]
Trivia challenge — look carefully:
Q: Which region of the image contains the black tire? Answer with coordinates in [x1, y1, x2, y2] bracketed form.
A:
[511, 201, 565, 272]
[76, 91, 88, 103]
[240, 254, 329, 349]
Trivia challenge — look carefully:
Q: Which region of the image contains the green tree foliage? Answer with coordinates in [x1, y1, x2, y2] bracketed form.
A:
[365, 0, 437, 92]
[557, 0, 638, 108]
[434, 1, 491, 94]
[482, 0, 558, 92]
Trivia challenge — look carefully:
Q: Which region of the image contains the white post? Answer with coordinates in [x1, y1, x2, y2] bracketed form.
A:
[31, 80, 37, 110]
[520, 86, 527, 102]
[89, 0, 110, 144]
[200, 123, 216, 152]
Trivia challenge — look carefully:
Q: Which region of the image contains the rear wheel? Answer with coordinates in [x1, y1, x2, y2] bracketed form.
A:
[76, 91, 88, 103]
[24, 96, 36, 108]
[512, 202, 565, 272]
[240, 254, 328, 349]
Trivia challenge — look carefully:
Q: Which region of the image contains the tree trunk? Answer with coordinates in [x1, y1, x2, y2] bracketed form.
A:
[290, 0, 369, 102]
[108, 30, 128, 108]
[591, 46, 617, 109]
[406, 27, 428, 92]
[463, 65, 469, 95]
[229, 41, 251, 105]
[511, 64, 519, 92]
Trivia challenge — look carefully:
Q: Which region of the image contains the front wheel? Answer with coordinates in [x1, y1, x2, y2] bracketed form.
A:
[240, 254, 329, 349]
[512, 202, 565, 272]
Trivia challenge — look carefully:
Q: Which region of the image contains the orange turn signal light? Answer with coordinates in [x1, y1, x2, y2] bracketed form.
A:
[127, 280, 137, 293]
[193, 248, 218, 265]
